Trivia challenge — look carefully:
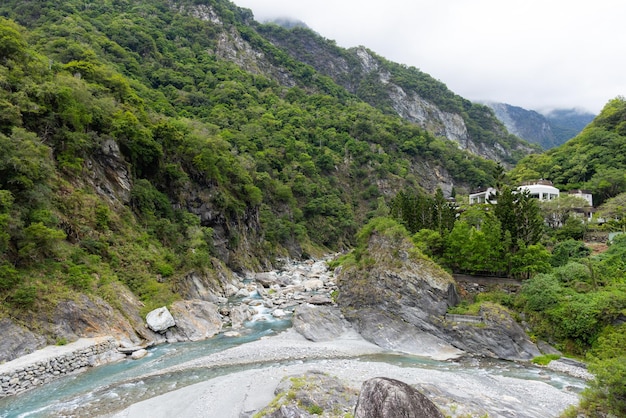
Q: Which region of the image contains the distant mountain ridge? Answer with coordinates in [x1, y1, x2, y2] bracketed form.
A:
[484, 102, 595, 149]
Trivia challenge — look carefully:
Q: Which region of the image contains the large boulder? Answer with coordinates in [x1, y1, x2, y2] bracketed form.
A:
[48, 293, 145, 346]
[257, 371, 359, 418]
[354, 377, 444, 418]
[292, 304, 350, 342]
[146, 306, 176, 333]
[165, 300, 222, 342]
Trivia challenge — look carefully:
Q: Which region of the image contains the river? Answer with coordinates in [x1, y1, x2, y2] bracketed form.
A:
[0, 258, 588, 417]
[0, 314, 587, 418]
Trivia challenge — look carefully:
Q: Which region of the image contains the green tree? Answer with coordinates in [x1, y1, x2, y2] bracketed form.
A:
[597, 192, 626, 232]
[550, 239, 591, 267]
[444, 207, 506, 274]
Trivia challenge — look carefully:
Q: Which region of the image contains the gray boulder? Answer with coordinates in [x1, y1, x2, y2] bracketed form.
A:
[292, 305, 350, 342]
[166, 300, 222, 342]
[146, 306, 176, 333]
[354, 377, 444, 418]
[258, 371, 358, 417]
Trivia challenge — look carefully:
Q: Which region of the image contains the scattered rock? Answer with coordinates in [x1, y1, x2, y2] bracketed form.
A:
[146, 307, 176, 333]
[354, 377, 444, 418]
[272, 309, 287, 318]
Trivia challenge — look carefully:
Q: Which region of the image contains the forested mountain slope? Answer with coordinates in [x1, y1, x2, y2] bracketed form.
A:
[484, 102, 595, 149]
[510, 97, 626, 205]
[0, 0, 519, 320]
[258, 24, 538, 163]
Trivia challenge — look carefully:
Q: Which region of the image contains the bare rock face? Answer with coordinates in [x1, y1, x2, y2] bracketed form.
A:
[444, 303, 541, 360]
[146, 306, 176, 333]
[337, 231, 540, 361]
[50, 293, 144, 346]
[0, 318, 46, 363]
[166, 300, 222, 342]
[354, 377, 444, 418]
[292, 304, 350, 342]
[87, 139, 131, 204]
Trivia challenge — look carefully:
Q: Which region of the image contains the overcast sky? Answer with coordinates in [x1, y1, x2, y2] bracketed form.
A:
[232, 0, 626, 114]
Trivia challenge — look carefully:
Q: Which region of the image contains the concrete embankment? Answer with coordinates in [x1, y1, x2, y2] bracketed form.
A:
[0, 336, 119, 397]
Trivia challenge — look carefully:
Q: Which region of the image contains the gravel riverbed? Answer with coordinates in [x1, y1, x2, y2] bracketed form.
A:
[107, 328, 583, 418]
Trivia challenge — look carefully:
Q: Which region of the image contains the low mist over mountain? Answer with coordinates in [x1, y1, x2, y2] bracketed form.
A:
[484, 102, 595, 149]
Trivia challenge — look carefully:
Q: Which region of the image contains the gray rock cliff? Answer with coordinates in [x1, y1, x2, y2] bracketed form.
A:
[336, 231, 540, 361]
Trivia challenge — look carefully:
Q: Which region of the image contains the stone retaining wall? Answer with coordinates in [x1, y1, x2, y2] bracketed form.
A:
[0, 336, 118, 397]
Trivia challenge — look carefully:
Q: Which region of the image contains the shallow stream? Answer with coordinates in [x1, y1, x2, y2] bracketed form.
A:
[0, 314, 587, 418]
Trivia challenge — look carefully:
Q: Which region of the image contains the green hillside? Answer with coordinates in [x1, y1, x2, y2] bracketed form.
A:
[511, 97, 626, 205]
[0, 0, 508, 314]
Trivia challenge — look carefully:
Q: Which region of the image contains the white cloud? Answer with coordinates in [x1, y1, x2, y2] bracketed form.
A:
[232, 0, 626, 113]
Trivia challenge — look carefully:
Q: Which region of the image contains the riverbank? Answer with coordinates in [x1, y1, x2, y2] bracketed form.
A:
[0, 337, 120, 397]
[106, 328, 582, 418]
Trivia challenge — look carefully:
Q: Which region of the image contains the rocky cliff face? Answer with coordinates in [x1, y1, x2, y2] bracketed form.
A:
[484, 102, 596, 149]
[336, 231, 540, 361]
[258, 26, 534, 164]
[485, 102, 558, 149]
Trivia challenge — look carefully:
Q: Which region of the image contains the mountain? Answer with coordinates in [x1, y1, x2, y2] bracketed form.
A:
[510, 97, 626, 205]
[543, 108, 596, 145]
[484, 102, 595, 149]
[257, 24, 538, 163]
[0, 0, 536, 343]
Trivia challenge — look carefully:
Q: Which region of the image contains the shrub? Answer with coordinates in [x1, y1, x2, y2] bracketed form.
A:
[550, 239, 591, 267]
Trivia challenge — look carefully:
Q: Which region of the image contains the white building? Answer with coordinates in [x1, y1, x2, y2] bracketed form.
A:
[517, 180, 559, 201]
[469, 187, 498, 204]
[568, 189, 593, 207]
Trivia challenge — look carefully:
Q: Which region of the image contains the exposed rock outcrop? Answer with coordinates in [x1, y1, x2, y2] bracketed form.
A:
[87, 139, 132, 204]
[336, 230, 540, 361]
[354, 377, 444, 418]
[0, 318, 46, 363]
[444, 303, 541, 360]
[165, 300, 222, 342]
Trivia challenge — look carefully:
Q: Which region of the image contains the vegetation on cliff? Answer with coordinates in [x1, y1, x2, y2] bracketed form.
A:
[0, 0, 512, 321]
